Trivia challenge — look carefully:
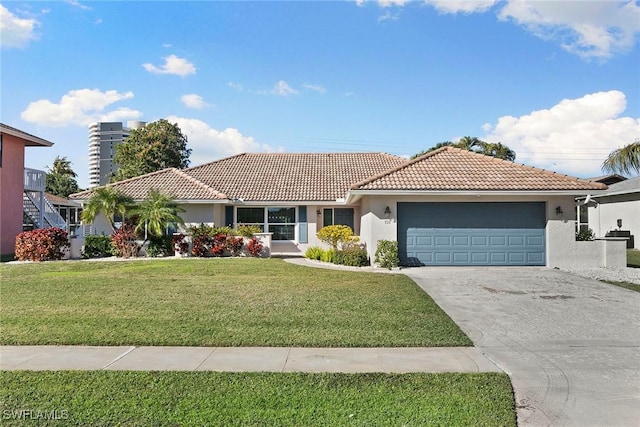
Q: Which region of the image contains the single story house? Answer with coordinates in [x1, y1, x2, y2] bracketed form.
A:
[578, 176, 639, 249]
[71, 147, 613, 267]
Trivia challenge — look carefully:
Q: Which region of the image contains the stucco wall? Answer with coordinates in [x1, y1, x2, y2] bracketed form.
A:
[0, 134, 25, 256]
[587, 195, 639, 249]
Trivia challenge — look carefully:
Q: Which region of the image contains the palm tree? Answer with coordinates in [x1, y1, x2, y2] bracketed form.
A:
[602, 140, 640, 175]
[456, 136, 482, 151]
[47, 156, 77, 177]
[131, 190, 185, 238]
[81, 187, 133, 232]
[482, 142, 516, 161]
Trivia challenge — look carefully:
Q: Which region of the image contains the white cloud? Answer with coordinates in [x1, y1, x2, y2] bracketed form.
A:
[0, 4, 39, 49]
[426, 0, 498, 14]
[165, 116, 283, 165]
[66, 1, 91, 11]
[21, 88, 142, 127]
[498, 0, 640, 60]
[180, 94, 209, 109]
[303, 83, 327, 94]
[482, 90, 640, 177]
[272, 80, 298, 97]
[378, 0, 411, 7]
[143, 54, 196, 76]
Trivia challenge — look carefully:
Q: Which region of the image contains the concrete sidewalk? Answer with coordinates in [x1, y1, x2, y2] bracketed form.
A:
[0, 346, 500, 373]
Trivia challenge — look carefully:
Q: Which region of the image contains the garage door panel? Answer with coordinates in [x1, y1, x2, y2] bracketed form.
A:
[398, 202, 546, 266]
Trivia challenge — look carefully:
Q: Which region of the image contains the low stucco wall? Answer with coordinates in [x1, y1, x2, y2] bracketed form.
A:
[588, 197, 639, 249]
[550, 238, 627, 269]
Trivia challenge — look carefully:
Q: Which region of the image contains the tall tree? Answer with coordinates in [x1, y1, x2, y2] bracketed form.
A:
[411, 136, 516, 161]
[602, 140, 640, 176]
[81, 187, 133, 232]
[131, 189, 185, 238]
[45, 156, 81, 197]
[113, 119, 192, 181]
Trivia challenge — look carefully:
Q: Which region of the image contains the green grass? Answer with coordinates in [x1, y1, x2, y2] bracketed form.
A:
[0, 371, 515, 426]
[0, 258, 471, 347]
[603, 280, 640, 292]
[627, 249, 640, 268]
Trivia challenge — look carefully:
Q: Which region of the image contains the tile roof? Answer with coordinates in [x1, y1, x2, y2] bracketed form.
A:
[1, 122, 54, 147]
[71, 168, 226, 201]
[352, 147, 607, 192]
[185, 152, 407, 201]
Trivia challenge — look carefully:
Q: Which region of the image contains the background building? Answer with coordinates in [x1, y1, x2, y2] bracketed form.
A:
[88, 121, 146, 188]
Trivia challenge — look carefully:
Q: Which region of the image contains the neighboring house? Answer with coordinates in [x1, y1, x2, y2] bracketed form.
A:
[0, 123, 65, 257]
[71, 147, 609, 267]
[580, 176, 639, 249]
[45, 193, 83, 236]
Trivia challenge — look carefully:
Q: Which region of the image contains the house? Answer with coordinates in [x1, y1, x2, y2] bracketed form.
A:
[71, 147, 616, 267]
[0, 123, 64, 258]
[579, 176, 639, 249]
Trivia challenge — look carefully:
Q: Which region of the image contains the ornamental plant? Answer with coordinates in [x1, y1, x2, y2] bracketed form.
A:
[317, 225, 359, 250]
[172, 233, 189, 255]
[226, 236, 244, 256]
[210, 233, 228, 257]
[375, 240, 399, 270]
[111, 224, 138, 258]
[15, 227, 70, 261]
[246, 237, 264, 257]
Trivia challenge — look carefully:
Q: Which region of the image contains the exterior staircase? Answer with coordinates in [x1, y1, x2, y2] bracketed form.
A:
[22, 168, 68, 231]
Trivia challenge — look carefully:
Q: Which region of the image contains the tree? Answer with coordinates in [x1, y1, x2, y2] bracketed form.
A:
[45, 156, 81, 197]
[113, 119, 192, 181]
[602, 139, 640, 176]
[81, 187, 133, 232]
[131, 190, 185, 238]
[411, 136, 516, 161]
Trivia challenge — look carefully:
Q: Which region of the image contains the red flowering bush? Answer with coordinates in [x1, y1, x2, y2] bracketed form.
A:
[226, 236, 244, 256]
[247, 237, 264, 257]
[172, 233, 189, 255]
[15, 227, 70, 262]
[191, 234, 213, 257]
[111, 224, 138, 258]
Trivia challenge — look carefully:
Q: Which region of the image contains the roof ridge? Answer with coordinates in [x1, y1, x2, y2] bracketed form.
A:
[184, 152, 247, 172]
[174, 168, 227, 199]
[69, 168, 180, 198]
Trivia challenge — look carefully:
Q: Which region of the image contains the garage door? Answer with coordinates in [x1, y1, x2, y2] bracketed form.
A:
[398, 202, 546, 266]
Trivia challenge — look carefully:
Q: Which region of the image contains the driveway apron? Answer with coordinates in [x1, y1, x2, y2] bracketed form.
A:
[404, 267, 640, 427]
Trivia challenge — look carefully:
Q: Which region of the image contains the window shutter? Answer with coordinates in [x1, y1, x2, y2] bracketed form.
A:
[225, 206, 234, 228]
[298, 206, 308, 243]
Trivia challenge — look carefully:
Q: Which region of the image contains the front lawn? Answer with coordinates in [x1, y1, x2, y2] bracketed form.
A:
[627, 249, 640, 268]
[0, 258, 471, 347]
[0, 371, 515, 426]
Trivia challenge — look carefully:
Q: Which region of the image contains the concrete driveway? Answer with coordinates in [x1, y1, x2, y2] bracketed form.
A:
[403, 267, 640, 427]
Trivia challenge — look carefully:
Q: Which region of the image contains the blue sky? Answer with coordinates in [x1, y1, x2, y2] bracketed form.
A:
[2, 0, 639, 188]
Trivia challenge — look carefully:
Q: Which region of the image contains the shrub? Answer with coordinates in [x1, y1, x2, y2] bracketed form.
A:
[576, 228, 595, 241]
[111, 224, 138, 258]
[247, 237, 264, 257]
[321, 248, 336, 263]
[226, 236, 244, 256]
[146, 236, 173, 257]
[15, 227, 70, 262]
[172, 233, 189, 255]
[317, 225, 358, 250]
[210, 233, 228, 257]
[191, 234, 213, 257]
[305, 246, 325, 261]
[335, 247, 369, 267]
[375, 240, 399, 270]
[82, 235, 113, 259]
[237, 225, 263, 238]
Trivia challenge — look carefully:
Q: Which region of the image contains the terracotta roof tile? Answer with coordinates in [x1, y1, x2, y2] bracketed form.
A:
[185, 153, 407, 201]
[352, 147, 607, 191]
[70, 168, 226, 200]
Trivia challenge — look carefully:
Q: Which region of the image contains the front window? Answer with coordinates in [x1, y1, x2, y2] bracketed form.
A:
[236, 207, 296, 241]
[268, 207, 295, 240]
[237, 207, 265, 232]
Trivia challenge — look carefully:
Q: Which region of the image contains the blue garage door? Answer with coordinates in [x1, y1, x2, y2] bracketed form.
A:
[398, 202, 546, 266]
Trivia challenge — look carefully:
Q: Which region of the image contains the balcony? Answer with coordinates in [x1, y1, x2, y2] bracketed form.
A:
[24, 168, 46, 192]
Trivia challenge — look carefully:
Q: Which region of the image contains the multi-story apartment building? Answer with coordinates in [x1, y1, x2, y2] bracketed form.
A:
[88, 121, 146, 188]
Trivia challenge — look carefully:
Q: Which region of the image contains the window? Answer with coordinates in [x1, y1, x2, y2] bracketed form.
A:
[322, 208, 354, 231]
[237, 207, 265, 231]
[236, 207, 296, 241]
[323, 208, 333, 227]
[268, 207, 295, 240]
